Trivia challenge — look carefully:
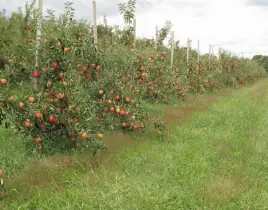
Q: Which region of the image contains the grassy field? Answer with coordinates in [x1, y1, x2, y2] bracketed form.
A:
[1, 79, 268, 209]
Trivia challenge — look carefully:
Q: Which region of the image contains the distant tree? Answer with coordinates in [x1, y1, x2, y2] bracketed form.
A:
[252, 55, 268, 72]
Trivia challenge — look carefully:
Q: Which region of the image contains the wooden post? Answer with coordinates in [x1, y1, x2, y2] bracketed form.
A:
[92, 0, 98, 45]
[209, 44, 211, 59]
[34, 0, 43, 93]
[103, 14, 107, 27]
[133, 19, 136, 50]
[197, 40, 200, 63]
[218, 47, 221, 61]
[155, 25, 158, 50]
[209, 44, 211, 69]
[176, 40, 180, 56]
[170, 31, 174, 69]
[212, 45, 214, 57]
[186, 39, 189, 63]
[187, 38, 191, 64]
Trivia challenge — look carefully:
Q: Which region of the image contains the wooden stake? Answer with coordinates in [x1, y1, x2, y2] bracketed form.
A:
[187, 38, 191, 64]
[197, 40, 200, 63]
[103, 14, 107, 27]
[187, 39, 189, 63]
[92, 0, 98, 45]
[209, 44, 211, 59]
[34, 0, 43, 93]
[170, 31, 174, 69]
[209, 44, 211, 69]
[133, 19, 136, 49]
[155, 25, 158, 50]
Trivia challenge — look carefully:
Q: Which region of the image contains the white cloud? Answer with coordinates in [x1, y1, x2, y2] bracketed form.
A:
[1, 0, 268, 58]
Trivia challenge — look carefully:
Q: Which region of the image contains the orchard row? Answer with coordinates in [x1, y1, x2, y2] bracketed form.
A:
[0, 4, 266, 154]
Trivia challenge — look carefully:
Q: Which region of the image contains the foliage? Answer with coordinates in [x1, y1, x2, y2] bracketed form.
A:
[252, 55, 268, 72]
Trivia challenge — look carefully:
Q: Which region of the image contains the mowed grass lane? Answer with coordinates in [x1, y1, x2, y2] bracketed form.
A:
[1, 79, 268, 209]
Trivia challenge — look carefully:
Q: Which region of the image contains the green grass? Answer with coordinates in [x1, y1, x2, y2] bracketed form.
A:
[1, 80, 268, 209]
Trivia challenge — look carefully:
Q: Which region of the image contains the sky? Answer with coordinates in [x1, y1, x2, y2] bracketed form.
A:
[1, 0, 268, 58]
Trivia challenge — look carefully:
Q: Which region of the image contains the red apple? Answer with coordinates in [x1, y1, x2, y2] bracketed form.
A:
[96, 66, 101, 71]
[87, 74, 92, 80]
[35, 112, 42, 120]
[59, 72, 64, 80]
[52, 62, 58, 69]
[81, 66, 87, 72]
[39, 124, 45, 129]
[122, 122, 128, 128]
[120, 110, 125, 116]
[126, 97, 131, 103]
[33, 71, 40, 78]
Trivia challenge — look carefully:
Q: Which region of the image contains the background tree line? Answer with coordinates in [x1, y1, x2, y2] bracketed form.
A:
[252, 55, 268, 72]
